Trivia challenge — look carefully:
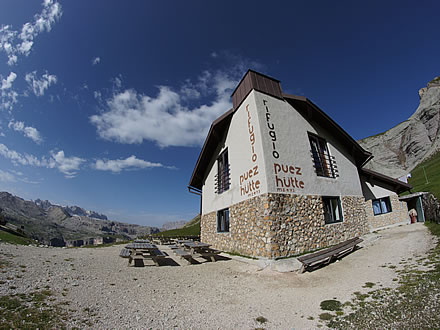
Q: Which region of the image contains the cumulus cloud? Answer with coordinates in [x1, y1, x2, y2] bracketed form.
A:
[0, 143, 84, 178]
[1, 72, 17, 90]
[25, 71, 57, 96]
[0, 0, 62, 65]
[8, 120, 43, 144]
[92, 57, 100, 65]
[90, 68, 241, 148]
[94, 155, 166, 173]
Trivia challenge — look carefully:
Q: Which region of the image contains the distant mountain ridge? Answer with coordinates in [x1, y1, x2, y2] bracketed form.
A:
[0, 192, 159, 246]
[34, 199, 108, 220]
[161, 220, 188, 231]
[359, 76, 440, 178]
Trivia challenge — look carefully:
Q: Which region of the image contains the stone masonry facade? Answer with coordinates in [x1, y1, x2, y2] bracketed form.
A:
[201, 193, 369, 258]
[365, 194, 409, 229]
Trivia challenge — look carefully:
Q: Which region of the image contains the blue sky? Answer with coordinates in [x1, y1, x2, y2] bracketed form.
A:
[0, 0, 439, 227]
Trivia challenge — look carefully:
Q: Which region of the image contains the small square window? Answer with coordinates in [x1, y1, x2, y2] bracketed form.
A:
[217, 208, 229, 232]
[322, 196, 343, 224]
[372, 197, 392, 215]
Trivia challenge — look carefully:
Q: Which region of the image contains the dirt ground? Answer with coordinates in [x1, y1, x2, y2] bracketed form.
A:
[0, 223, 434, 329]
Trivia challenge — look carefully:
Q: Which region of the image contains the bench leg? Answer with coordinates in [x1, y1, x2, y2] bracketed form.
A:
[298, 264, 305, 274]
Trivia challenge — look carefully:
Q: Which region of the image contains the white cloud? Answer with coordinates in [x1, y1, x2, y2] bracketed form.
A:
[94, 155, 165, 173]
[0, 169, 15, 182]
[50, 150, 85, 178]
[8, 120, 43, 144]
[0, 72, 18, 111]
[90, 68, 240, 148]
[0, 89, 18, 111]
[25, 71, 57, 96]
[0, 143, 47, 167]
[112, 76, 122, 89]
[92, 57, 101, 65]
[0, 1, 62, 65]
[0, 143, 84, 178]
[1, 72, 17, 90]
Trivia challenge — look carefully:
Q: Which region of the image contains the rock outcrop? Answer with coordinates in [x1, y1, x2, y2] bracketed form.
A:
[359, 76, 440, 178]
[0, 191, 159, 245]
[35, 199, 108, 220]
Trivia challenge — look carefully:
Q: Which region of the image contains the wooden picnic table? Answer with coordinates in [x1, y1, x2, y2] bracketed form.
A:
[182, 242, 221, 262]
[134, 239, 151, 243]
[175, 239, 193, 246]
[125, 243, 165, 266]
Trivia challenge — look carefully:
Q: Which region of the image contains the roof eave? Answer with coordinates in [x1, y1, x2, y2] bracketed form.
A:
[188, 108, 234, 190]
[282, 93, 373, 167]
[360, 168, 412, 194]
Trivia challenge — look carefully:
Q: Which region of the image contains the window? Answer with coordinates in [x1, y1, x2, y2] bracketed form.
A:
[372, 197, 392, 215]
[216, 149, 230, 194]
[308, 134, 337, 178]
[217, 208, 229, 232]
[322, 197, 343, 224]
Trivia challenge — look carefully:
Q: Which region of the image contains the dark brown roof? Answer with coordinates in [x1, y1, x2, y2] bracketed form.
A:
[360, 168, 412, 194]
[282, 94, 372, 168]
[231, 70, 283, 110]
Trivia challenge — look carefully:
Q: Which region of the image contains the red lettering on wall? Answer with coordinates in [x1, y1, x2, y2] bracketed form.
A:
[273, 162, 305, 192]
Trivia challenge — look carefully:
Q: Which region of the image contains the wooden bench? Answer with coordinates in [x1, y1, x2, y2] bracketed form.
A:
[174, 249, 192, 264]
[297, 237, 363, 273]
[119, 248, 131, 258]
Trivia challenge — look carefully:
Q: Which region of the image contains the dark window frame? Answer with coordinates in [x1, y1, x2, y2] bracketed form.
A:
[372, 197, 392, 216]
[308, 133, 337, 178]
[322, 196, 344, 224]
[217, 208, 230, 233]
[216, 149, 230, 194]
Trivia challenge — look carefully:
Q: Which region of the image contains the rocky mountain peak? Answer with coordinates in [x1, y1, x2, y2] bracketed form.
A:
[359, 76, 440, 178]
[419, 76, 440, 99]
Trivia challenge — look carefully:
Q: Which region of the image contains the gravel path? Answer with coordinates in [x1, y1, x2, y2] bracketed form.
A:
[0, 223, 434, 329]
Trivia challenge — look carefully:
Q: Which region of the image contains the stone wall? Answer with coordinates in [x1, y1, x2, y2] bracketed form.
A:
[365, 194, 408, 229]
[201, 195, 268, 257]
[422, 193, 440, 224]
[267, 194, 368, 258]
[201, 193, 369, 258]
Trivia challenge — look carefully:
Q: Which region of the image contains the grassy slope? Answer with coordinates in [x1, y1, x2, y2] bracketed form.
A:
[153, 214, 200, 237]
[0, 230, 35, 245]
[404, 150, 440, 199]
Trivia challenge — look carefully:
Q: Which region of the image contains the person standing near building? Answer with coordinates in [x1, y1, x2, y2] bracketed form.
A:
[408, 208, 418, 224]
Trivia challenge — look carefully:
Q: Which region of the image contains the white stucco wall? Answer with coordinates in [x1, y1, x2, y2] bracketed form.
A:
[253, 91, 363, 197]
[201, 89, 365, 215]
[202, 92, 267, 215]
[361, 179, 397, 200]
